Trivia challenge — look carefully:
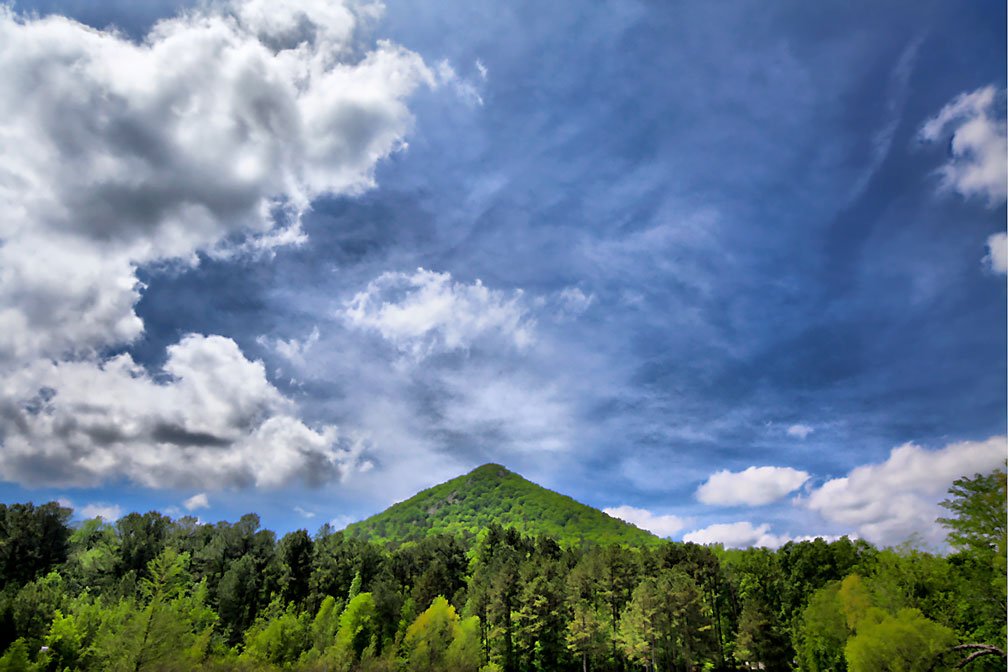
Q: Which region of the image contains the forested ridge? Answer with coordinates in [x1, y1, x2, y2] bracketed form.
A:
[343, 464, 661, 548]
[0, 468, 1003, 672]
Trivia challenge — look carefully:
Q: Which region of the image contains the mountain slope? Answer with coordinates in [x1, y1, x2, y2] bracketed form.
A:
[342, 463, 662, 548]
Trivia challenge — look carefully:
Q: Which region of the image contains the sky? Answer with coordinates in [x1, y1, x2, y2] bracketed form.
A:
[0, 0, 1005, 550]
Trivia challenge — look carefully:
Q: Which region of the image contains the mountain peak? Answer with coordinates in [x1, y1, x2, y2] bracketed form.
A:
[343, 464, 660, 548]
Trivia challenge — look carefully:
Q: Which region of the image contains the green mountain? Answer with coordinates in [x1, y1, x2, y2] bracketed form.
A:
[342, 463, 662, 548]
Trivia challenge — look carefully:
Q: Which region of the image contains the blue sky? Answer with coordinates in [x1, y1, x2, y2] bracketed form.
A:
[0, 0, 1004, 548]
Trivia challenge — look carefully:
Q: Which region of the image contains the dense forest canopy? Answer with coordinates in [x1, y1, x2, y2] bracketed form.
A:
[0, 467, 1003, 672]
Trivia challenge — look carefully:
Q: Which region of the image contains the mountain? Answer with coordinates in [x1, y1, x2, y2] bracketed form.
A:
[342, 463, 662, 548]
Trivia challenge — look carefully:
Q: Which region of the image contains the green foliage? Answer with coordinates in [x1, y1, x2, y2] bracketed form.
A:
[335, 592, 379, 663]
[0, 639, 33, 672]
[241, 601, 310, 667]
[0, 502, 73, 587]
[795, 581, 848, 672]
[0, 464, 1004, 672]
[343, 464, 661, 549]
[403, 596, 466, 671]
[938, 468, 1007, 556]
[844, 607, 957, 672]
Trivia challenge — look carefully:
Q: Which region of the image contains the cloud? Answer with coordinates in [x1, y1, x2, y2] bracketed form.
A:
[0, 1, 438, 363]
[79, 503, 123, 521]
[343, 268, 534, 358]
[787, 424, 814, 439]
[696, 465, 810, 506]
[436, 61, 484, 107]
[259, 326, 320, 368]
[682, 521, 789, 549]
[0, 1, 443, 491]
[603, 505, 685, 538]
[0, 334, 368, 489]
[294, 506, 316, 519]
[556, 287, 595, 317]
[984, 232, 1007, 275]
[804, 435, 1007, 546]
[919, 86, 1007, 207]
[184, 493, 210, 511]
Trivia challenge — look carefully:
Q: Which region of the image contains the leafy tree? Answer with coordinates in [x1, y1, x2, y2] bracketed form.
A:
[844, 607, 957, 672]
[617, 577, 661, 671]
[241, 600, 311, 667]
[938, 468, 1007, 556]
[217, 554, 261, 645]
[278, 529, 314, 608]
[795, 581, 848, 672]
[0, 639, 32, 672]
[115, 512, 170, 580]
[0, 502, 73, 586]
[403, 596, 463, 671]
[335, 592, 380, 664]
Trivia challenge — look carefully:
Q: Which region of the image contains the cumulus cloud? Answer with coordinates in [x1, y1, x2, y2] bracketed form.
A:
[983, 232, 1007, 275]
[804, 436, 1006, 546]
[696, 465, 810, 506]
[184, 493, 210, 511]
[0, 1, 441, 490]
[919, 86, 1007, 207]
[0, 2, 437, 362]
[787, 424, 814, 439]
[603, 505, 685, 538]
[683, 521, 789, 549]
[0, 334, 368, 489]
[79, 503, 124, 521]
[343, 268, 534, 358]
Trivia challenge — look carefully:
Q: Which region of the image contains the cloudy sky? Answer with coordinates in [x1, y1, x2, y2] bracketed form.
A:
[0, 0, 1004, 549]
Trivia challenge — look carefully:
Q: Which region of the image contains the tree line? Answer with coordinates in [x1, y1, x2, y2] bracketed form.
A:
[0, 468, 1003, 671]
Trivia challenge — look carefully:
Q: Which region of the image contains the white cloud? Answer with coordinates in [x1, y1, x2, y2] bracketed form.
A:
[0, 2, 437, 364]
[259, 326, 320, 368]
[983, 231, 1007, 275]
[0, 1, 442, 490]
[804, 435, 1007, 546]
[436, 60, 484, 107]
[343, 268, 534, 358]
[696, 465, 810, 506]
[80, 503, 123, 521]
[787, 424, 814, 439]
[294, 506, 316, 518]
[557, 287, 595, 316]
[919, 86, 1007, 207]
[184, 493, 210, 511]
[683, 521, 789, 549]
[330, 514, 355, 530]
[0, 334, 368, 489]
[603, 505, 685, 538]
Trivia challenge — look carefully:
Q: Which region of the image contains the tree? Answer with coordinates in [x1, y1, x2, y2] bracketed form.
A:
[937, 468, 1007, 556]
[844, 607, 957, 672]
[795, 581, 848, 672]
[403, 596, 462, 671]
[278, 529, 314, 607]
[217, 554, 260, 644]
[335, 592, 379, 664]
[0, 502, 73, 586]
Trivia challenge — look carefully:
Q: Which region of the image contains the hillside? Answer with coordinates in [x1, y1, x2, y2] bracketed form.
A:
[342, 463, 662, 548]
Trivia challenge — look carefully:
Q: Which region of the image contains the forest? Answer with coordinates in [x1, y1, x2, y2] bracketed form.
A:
[0, 468, 1003, 672]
